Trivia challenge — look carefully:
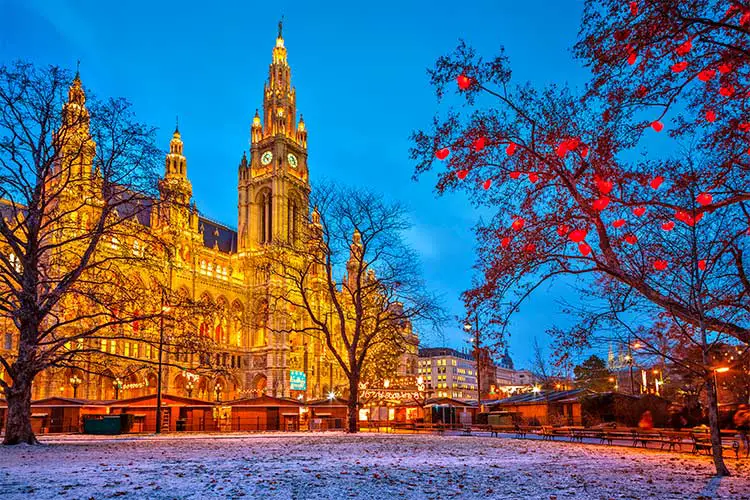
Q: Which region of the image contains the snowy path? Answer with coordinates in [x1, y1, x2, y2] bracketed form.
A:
[1, 433, 748, 499]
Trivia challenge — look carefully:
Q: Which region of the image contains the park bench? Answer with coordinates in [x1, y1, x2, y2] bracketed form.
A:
[691, 433, 740, 459]
[539, 426, 555, 441]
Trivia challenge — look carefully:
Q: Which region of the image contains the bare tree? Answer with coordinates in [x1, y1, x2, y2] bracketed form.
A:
[265, 184, 443, 432]
[0, 62, 214, 445]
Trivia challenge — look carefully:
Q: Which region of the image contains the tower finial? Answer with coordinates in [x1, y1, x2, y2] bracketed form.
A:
[278, 15, 284, 38]
[75, 59, 80, 78]
[175, 115, 179, 134]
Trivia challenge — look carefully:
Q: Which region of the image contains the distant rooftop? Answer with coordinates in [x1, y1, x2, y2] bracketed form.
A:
[418, 347, 474, 362]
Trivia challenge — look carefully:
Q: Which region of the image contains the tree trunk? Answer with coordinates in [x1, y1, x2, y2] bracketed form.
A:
[347, 373, 360, 434]
[705, 375, 730, 476]
[3, 373, 37, 445]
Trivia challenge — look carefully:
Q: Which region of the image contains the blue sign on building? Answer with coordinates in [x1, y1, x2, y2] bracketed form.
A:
[290, 370, 307, 391]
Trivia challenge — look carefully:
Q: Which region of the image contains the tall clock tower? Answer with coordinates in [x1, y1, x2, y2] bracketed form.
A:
[238, 20, 310, 253]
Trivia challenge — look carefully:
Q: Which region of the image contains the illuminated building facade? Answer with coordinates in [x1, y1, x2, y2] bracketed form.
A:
[0, 23, 416, 404]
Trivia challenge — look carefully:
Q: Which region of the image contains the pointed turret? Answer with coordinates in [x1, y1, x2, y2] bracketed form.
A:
[56, 68, 96, 182]
[262, 18, 297, 139]
[158, 122, 193, 229]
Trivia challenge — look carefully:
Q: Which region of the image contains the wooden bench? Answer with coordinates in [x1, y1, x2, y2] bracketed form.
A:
[692, 433, 740, 459]
[539, 426, 555, 441]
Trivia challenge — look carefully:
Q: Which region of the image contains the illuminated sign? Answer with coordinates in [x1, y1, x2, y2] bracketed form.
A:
[290, 370, 306, 391]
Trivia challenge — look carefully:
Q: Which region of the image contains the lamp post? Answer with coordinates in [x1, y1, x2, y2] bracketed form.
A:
[155, 296, 171, 434]
[463, 315, 482, 413]
[714, 367, 729, 405]
[113, 378, 122, 400]
[70, 375, 82, 399]
[186, 380, 194, 398]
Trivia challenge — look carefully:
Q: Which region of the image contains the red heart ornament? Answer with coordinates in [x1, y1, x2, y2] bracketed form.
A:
[612, 219, 626, 229]
[627, 52, 638, 65]
[671, 61, 688, 73]
[528, 172, 539, 183]
[629, 1, 638, 16]
[592, 196, 610, 211]
[506, 142, 517, 156]
[457, 74, 471, 90]
[511, 218, 525, 231]
[556, 142, 569, 157]
[739, 123, 750, 132]
[436, 148, 450, 160]
[705, 110, 716, 122]
[720, 85, 735, 97]
[661, 221, 675, 231]
[473, 137, 487, 152]
[633, 206, 646, 217]
[482, 179, 492, 190]
[557, 225, 569, 236]
[596, 178, 613, 195]
[698, 69, 715, 82]
[501, 237, 510, 248]
[624, 233, 638, 245]
[696, 192, 712, 206]
[569, 229, 587, 243]
[456, 169, 469, 180]
[581, 145, 589, 158]
[578, 243, 592, 256]
[524, 243, 536, 253]
[698, 259, 706, 270]
[651, 121, 664, 132]
[650, 176, 664, 189]
[653, 260, 668, 271]
[636, 85, 648, 97]
[675, 39, 692, 56]
[509, 171, 521, 179]
[718, 63, 731, 74]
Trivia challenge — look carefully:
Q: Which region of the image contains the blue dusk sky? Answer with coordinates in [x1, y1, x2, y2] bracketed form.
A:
[0, 0, 600, 370]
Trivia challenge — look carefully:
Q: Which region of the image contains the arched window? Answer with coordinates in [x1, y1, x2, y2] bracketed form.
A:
[287, 197, 299, 245]
[259, 190, 272, 244]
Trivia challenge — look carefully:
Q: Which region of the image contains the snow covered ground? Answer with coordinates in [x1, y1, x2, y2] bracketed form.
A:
[1, 432, 749, 499]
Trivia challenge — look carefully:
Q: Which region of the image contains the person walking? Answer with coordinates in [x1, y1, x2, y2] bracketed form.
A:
[733, 404, 750, 456]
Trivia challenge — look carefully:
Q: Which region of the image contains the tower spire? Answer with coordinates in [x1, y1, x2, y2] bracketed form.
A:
[278, 15, 284, 39]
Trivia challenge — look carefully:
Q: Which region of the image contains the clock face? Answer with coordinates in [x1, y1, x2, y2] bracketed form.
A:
[261, 151, 273, 165]
[287, 153, 298, 168]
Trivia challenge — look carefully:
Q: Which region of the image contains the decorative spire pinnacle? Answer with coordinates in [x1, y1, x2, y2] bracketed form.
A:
[278, 15, 284, 39]
[75, 59, 81, 80]
[174, 115, 180, 135]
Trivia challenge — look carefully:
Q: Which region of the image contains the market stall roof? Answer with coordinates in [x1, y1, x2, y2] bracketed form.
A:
[488, 389, 588, 407]
[224, 394, 304, 408]
[424, 397, 477, 407]
[0, 396, 109, 407]
[106, 393, 215, 408]
[306, 397, 348, 407]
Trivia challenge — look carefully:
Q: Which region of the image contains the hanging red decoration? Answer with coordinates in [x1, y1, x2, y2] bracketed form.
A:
[653, 260, 668, 271]
[524, 243, 536, 253]
[696, 192, 712, 206]
[718, 63, 732, 74]
[511, 218, 525, 231]
[473, 137, 487, 151]
[569, 229, 587, 243]
[592, 196, 610, 211]
[627, 52, 638, 65]
[457, 169, 469, 180]
[720, 85, 735, 97]
[581, 145, 589, 158]
[596, 178, 613, 195]
[501, 237, 510, 248]
[528, 172, 539, 183]
[612, 219, 626, 228]
[483, 179, 492, 190]
[675, 39, 692, 56]
[557, 225, 569, 236]
[739, 123, 750, 132]
[509, 171, 521, 179]
[624, 233, 638, 245]
[698, 259, 706, 271]
[661, 221, 675, 231]
[436, 148, 450, 160]
[633, 206, 646, 217]
[671, 61, 688, 73]
[506, 142, 517, 156]
[578, 243, 592, 256]
[651, 121, 664, 132]
[698, 69, 716, 82]
[457, 74, 471, 90]
[705, 110, 716, 122]
[650, 176, 664, 189]
[629, 1, 638, 16]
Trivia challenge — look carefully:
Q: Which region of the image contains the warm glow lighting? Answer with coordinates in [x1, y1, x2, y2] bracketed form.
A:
[715, 367, 730, 373]
[327, 391, 336, 400]
[463, 322, 472, 332]
[383, 379, 390, 389]
[532, 385, 541, 394]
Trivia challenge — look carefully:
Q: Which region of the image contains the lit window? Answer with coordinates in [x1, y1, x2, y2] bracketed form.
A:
[100, 339, 107, 352]
[132, 343, 139, 358]
[109, 340, 116, 354]
[124, 342, 130, 357]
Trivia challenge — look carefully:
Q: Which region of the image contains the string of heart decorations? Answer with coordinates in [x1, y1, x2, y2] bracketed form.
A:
[435, 2, 749, 274]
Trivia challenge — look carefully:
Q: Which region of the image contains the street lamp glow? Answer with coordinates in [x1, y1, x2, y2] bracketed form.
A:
[383, 379, 390, 389]
[327, 391, 336, 401]
[715, 367, 730, 373]
[463, 322, 472, 332]
[532, 385, 541, 394]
